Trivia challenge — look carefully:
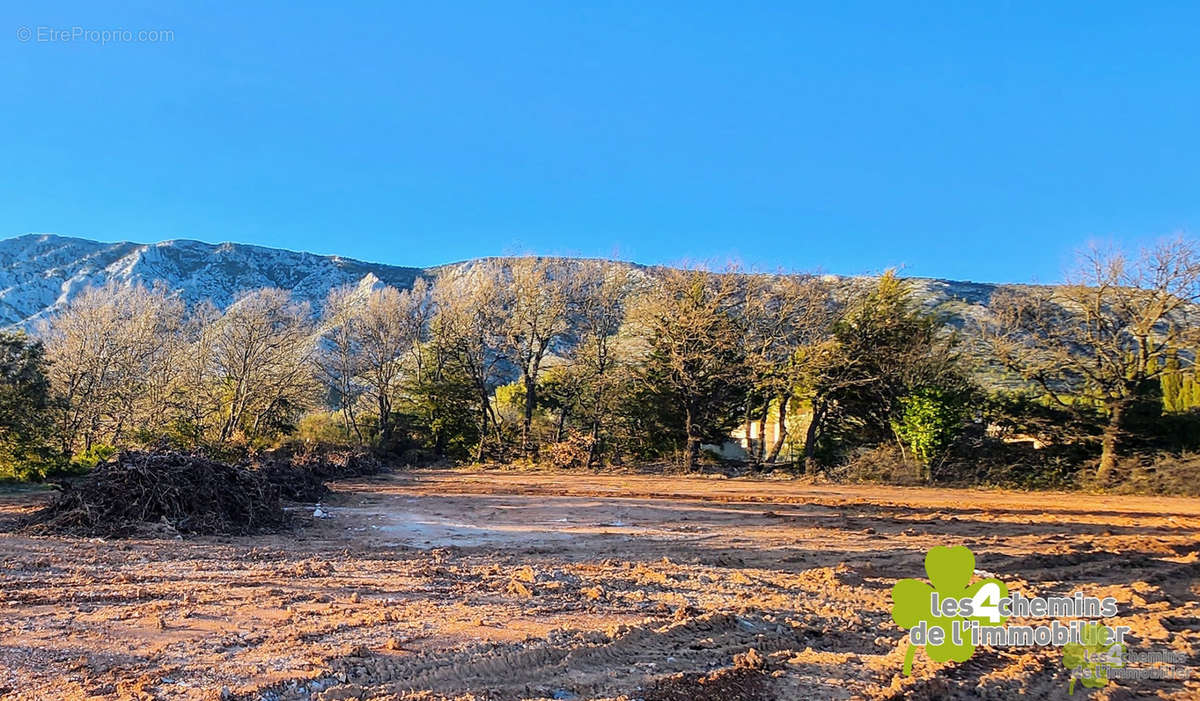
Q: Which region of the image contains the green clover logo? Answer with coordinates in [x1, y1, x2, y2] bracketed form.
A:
[891, 545, 1008, 675]
[1063, 623, 1124, 694]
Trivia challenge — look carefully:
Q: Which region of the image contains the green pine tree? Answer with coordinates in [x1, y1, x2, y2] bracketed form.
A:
[0, 331, 63, 480]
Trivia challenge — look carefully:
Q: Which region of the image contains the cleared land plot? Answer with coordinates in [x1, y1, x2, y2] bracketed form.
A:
[1, 470, 1198, 700]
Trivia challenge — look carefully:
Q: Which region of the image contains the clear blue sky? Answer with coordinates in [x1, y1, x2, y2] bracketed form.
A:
[3, 2, 1197, 282]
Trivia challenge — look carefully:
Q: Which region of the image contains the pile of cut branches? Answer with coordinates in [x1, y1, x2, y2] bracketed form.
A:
[265, 444, 385, 481]
[253, 457, 332, 502]
[21, 452, 290, 537]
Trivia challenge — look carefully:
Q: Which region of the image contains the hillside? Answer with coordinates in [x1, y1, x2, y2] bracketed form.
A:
[0, 234, 424, 327]
[0, 234, 1010, 332]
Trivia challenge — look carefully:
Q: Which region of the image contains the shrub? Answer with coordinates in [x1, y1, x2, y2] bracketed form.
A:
[1093, 452, 1200, 497]
[930, 431, 1087, 490]
[297, 410, 359, 445]
[892, 387, 969, 467]
[827, 445, 925, 485]
[71, 443, 118, 470]
[543, 431, 594, 469]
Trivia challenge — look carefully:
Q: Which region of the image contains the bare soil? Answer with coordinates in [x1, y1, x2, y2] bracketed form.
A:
[1, 470, 1198, 700]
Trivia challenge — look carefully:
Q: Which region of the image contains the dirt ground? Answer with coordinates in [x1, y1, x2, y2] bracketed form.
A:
[1, 469, 1198, 700]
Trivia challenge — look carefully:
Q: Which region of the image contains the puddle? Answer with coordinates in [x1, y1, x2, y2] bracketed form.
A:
[376, 511, 580, 548]
[335, 496, 729, 550]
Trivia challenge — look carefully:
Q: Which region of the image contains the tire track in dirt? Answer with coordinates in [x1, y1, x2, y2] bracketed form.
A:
[257, 612, 816, 700]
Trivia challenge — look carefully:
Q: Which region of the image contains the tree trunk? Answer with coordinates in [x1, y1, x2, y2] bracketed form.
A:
[378, 394, 392, 443]
[683, 437, 699, 472]
[348, 400, 363, 443]
[754, 401, 769, 465]
[555, 408, 567, 443]
[682, 406, 698, 472]
[587, 409, 603, 467]
[341, 387, 363, 443]
[111, 416, 126, 447]
[743, 402, 753, 457]
[487, 400, 504, 446]
[220, 379, 249, 443]
[475, 392, 489, 462]
[804, 399, 826, 476]
[522, 374, 537, 457]
[766, 394, 790, 463]
[1097, 401, 1124, 484]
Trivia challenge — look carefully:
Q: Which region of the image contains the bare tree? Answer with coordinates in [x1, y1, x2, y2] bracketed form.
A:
[983, 237, 1200, 481]
[167, 301, 224, 447]
[208, 288, 318, 442]
[498, 258, 576, 457]
[41, 282, 183, 452]
[358, 279, 431, 443]
[560, 262, 637, 463]
[430, 267, 506, 460]
[318, 285, 369, 442]
[317, 278, 431, 444]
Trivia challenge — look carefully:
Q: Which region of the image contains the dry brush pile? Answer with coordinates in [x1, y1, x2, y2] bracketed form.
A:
[254, 443, 385, 502]
[20, 452, 289, 537]
[18, 446, 386, 538]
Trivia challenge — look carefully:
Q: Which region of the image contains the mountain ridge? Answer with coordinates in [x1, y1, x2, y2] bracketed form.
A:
[0, 233, 1006, 329]
[0, 234, 424, 327]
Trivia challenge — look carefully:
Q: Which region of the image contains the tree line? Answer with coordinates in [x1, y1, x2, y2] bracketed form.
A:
[1, 238, 1198, 488]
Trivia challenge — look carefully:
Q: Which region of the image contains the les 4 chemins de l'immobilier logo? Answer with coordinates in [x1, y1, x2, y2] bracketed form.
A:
[889, 544, 1161, 694]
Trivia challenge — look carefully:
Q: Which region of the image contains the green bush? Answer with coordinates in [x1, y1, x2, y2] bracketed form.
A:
[72, 444, 118, 470]
[892, 387, 970, 467]
[401, 369, 482, 461]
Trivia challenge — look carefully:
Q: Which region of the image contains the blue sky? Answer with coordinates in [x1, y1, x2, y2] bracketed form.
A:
[3, 2, 1197, 282]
